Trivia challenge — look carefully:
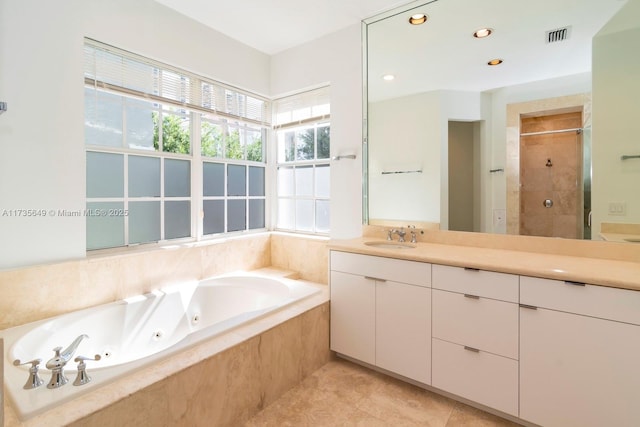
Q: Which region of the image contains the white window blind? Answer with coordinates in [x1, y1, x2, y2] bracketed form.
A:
[84, 39, 270, 127]
[273, 86, 330, 129]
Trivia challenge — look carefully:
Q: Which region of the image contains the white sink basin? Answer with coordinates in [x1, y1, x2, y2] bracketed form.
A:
[364, 241, 416, 249]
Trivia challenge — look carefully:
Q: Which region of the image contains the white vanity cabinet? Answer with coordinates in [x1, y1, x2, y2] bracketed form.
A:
[519, 276, 640, 427]
[330, 251, 432, 384]
[431, 265, 519, 417]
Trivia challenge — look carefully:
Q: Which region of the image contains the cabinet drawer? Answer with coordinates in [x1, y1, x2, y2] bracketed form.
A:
[330, 251, 431, 287]
[432, 264, 518, 302]
[520, 276, 640, 325]
[432, 290, 518, 359]
[432, 338, 518, 417]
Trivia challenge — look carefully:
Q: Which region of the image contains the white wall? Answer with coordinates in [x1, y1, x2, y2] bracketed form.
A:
[0, 0, 270, 269]
[271, 24, 363, 239]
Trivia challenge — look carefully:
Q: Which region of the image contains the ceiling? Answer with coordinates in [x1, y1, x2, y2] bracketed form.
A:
[154, 0, 410, 55]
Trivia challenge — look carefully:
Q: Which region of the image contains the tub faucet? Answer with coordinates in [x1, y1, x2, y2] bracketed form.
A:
[45, 334, 88, 389]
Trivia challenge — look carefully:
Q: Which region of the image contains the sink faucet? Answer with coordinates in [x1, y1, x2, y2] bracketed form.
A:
[45, 334, 88, 389]
[393, 228, 406, 242]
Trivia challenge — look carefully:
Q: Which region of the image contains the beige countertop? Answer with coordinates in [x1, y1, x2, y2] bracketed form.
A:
[329, 237, 640, 292]
[600, 232, 640, 244]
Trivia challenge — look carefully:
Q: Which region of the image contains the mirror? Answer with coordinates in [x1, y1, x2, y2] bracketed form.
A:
[364, 0, 640, 243]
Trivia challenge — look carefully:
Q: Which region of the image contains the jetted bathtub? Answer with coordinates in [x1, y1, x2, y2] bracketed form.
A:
[0, 272, 321, 420]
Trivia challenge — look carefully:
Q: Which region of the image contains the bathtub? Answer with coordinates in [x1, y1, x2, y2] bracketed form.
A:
[0, 272, 320, 420]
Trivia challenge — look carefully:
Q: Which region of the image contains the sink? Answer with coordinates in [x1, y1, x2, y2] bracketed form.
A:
[364, 241, 416, 249]
[624, 238, 640, 243]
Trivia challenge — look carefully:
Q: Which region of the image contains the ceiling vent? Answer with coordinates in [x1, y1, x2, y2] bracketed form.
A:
[546, 26, 571, 43]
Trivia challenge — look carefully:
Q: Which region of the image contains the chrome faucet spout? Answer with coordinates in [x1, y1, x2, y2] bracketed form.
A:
[45, 334, 88, 389]
[60, 334, 88, 362]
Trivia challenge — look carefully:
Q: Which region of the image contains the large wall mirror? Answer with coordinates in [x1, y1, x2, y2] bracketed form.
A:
[363, 0, 640, 244]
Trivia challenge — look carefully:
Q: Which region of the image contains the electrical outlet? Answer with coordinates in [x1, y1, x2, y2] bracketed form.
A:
[493, 209, 506, 226]
[608, 202, 626, 216]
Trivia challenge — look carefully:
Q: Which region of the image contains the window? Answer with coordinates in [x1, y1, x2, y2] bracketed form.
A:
[274, 87, 330, 234]
[84, 39, 270, 250]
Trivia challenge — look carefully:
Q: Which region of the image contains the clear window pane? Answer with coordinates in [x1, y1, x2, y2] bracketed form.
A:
[315, 164, 330, 198]
[249, 199, 265, 229]
[246, 128, 263, 162]
[203, 200, 224, 235]
[316, 200, 330, 233]
[165, 159, 190, 197]
[317, 125, 330, 159]
[129, 155, 161, 197]
[296, 128, 315, 160]
[295, 199, 314, 232]
[201, 118, 223, 158]
[228, 164, 246, 196]
[278, 131, 295, 163]
[86, 202, 125, 250]
[227, 200, 246, 232]
[277, 166, 294, 197]
[226, 125, 243, 160]
[249, 166, 265, 197]
[125, 98, 155, 151]
[87, 152, 124, 198]
[85, 88, 123, 147]
[128, 201, 161, 244]
[203, 162, 225, 197]
[277, 199, 294, 229]
[165, 201, 190, 239]
[295, 166, 313, 197]
[160, 110, 190, 154]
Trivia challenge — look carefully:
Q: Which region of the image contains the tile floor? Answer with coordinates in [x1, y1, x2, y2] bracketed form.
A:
[245, 358, 521, 426]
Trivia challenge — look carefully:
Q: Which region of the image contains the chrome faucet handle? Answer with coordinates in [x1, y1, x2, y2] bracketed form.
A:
[73, 354, 101, 386]
[407, 225, 418, 243]
[387, 229, 394, 241]
[13, 358, 45, 389]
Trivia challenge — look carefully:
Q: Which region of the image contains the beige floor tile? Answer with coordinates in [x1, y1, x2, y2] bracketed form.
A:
[445, 403, 521, 427]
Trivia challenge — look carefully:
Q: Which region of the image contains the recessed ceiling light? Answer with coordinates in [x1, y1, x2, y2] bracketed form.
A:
[474, 28, 493, 38]
[487, 59, 503, 66]
[382, 74, 395, 81]
[409, 13, 428, 25]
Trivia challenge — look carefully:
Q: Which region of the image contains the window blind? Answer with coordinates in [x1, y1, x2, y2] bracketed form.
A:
[84, 38, 270, 127]
[273, 86, 330, 129]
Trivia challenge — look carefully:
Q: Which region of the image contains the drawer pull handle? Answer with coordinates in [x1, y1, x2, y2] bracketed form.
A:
[464, 346, 480, 353]
[519, 304, 538, 310]
[364, 276, 386, 282]
[564, 280, 586, 287]
[464, 267, 480, 272]
[464, 294, 480, 299]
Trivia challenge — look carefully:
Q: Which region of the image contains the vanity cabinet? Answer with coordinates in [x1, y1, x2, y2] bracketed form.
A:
[330, 251, 432, 383]
[519, 276, 640, 427]
[431, 265, 519, 416]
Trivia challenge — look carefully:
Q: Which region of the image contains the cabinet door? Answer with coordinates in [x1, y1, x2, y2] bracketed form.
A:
[376, 281, 431, 384]
[520, 306, 640, 427]
[330, 271, 375, 364]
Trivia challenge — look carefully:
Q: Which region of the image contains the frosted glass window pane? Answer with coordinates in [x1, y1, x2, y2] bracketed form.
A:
[86, 202, 124, 250]
[129, 155, 160, 197]
[249, 199, 265, 229]
[249, 166, 264, 197]
[228, 165, 246, 196]
[87, 152, 124, 198]
[295, 200, 314, 232]
[295, 166, 313, 197]
[203, 162, 224, 197]
[165, 201, 190, 239]
[85, 88, 123, 147]
[165, 159, 190, 197]
[316, 200, 330, 233]
[125, 98, 155, 150]
[227, 200, 246, 232]
[277, 167, 294, 197]
[203, 200, 224, 235]
[315, 165, 330, 197]
[129, 201, 160, 244]
[277, 199, 294, 230]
